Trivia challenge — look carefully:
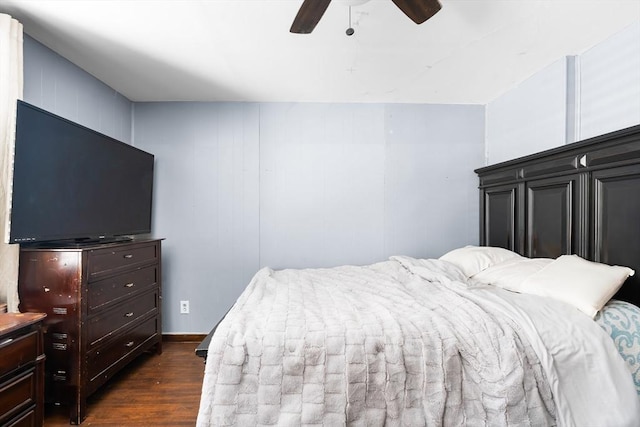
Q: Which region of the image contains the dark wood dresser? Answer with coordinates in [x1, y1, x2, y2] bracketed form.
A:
[17, 239, 162, 424]
[0, 312, 46, 427]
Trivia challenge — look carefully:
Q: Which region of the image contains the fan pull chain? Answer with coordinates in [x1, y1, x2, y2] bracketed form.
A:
[346, 6, 355, 36]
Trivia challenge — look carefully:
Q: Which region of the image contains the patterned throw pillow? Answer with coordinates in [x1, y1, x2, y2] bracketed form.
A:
[595, 299, 640, 395]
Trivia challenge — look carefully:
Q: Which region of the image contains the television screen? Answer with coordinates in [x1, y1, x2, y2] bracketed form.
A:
[9, 100, 154, 245]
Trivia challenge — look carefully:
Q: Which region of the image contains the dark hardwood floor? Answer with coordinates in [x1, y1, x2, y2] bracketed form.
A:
[44, 341, 205, 426]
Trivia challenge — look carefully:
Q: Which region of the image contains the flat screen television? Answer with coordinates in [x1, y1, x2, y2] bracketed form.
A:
[9, 100, 155, 246]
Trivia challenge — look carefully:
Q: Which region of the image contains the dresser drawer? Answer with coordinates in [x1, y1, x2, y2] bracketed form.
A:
[0, 368, 36, 424]
[88, 316, 158, 383]
[87, 290, 159, 348]
[88, 265, 158, 312]
[4, 407, 36, 427]
[0, 331, 38, 378]
[87, 243, 159, 279]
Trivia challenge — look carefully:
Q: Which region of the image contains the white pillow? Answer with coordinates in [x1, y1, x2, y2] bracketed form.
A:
[439, 246, 523, 278]
[470, 257, 553, 292]
[519, 255, 635, 318]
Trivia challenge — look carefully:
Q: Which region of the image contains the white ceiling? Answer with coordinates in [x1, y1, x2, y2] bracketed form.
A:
[0, 0, 638, 104]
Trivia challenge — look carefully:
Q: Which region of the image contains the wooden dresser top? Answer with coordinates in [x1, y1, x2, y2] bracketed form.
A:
[0, 312, 46, 335]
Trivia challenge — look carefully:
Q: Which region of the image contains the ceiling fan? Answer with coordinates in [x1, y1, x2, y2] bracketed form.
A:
[290, 0, 442, 34]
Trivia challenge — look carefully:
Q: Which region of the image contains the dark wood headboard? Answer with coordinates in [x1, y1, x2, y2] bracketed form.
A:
[475, 124, 640, 308]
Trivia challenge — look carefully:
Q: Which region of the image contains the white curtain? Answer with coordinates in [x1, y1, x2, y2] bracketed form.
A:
[0, 14, 23, 313]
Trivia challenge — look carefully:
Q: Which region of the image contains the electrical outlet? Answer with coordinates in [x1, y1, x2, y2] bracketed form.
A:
[180, 300, 189, 314]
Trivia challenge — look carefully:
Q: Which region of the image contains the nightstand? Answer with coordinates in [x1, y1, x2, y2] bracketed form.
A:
[0, 312, 46, 427]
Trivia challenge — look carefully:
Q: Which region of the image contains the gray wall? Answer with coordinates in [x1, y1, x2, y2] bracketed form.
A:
[134, 102, 485, 333]
[579, 22, 640, 139]
[23, 35, 132, 142]
[485, 23, 640, 165]
[485, 58, 568, 164]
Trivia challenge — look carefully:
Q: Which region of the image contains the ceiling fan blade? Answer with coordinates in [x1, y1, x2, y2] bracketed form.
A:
[290, 0, 332, 34]
[391, 0, 442, 24]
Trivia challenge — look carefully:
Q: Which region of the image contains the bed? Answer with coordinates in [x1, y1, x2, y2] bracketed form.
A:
[196, 123, 640, 426]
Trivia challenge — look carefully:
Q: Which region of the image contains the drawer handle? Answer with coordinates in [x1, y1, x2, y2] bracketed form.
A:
[124, 312, 134, 317]
[53, 343, 68, 351]
[123, 254, 133, 259]
[53, 374, 67, 382]
[125, 341, 135, 348]
[124, 282, 135, 288]
[0, 338, 13, 346]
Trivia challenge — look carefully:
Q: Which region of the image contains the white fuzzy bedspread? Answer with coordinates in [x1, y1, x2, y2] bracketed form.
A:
[197, 258, 558, 426]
